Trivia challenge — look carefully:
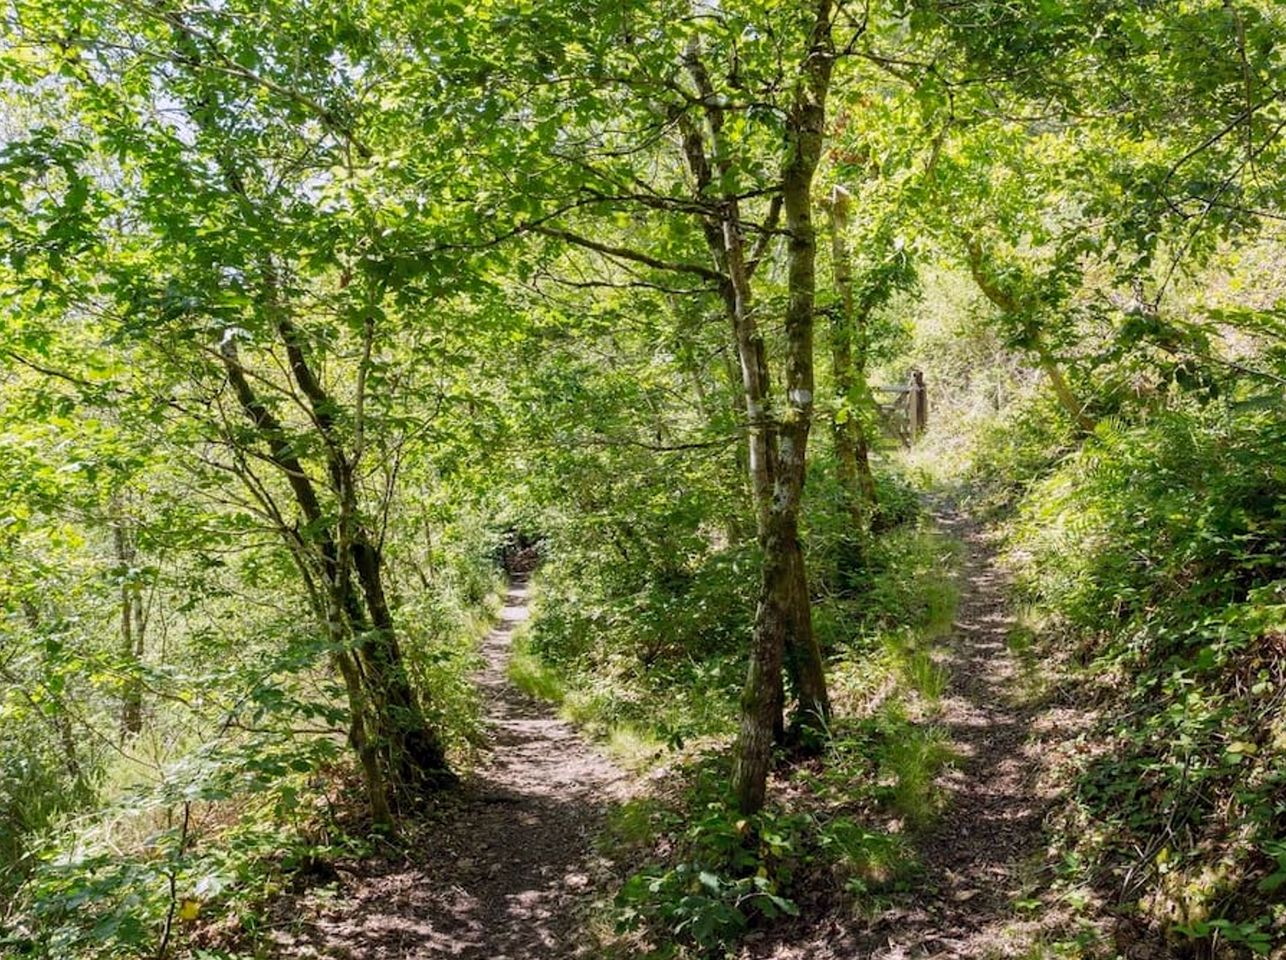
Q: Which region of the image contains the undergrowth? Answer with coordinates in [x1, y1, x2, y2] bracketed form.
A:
[991, 402, 1286, 956]
[597, 697, 958, 959]
[1, 558, 502, 960]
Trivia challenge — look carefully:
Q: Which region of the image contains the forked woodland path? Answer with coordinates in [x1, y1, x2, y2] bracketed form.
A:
[275, 578, 629, 959]
[749, 505, 1097, 960]
[274, 512, 1094, 960]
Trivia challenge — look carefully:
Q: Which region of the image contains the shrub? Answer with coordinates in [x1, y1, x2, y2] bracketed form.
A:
[612, 758, 909, 959]
[1008, 402, 1286, 949]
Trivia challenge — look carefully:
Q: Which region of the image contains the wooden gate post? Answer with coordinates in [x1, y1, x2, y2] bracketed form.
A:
[911, 369, 926, 439]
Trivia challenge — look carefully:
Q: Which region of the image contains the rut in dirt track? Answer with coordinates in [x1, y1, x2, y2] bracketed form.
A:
[273, 578, 628, 959]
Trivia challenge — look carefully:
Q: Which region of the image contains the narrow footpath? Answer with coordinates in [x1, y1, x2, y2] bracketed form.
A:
[275, 578, 628, 959]
[751, 506, 1098, 959]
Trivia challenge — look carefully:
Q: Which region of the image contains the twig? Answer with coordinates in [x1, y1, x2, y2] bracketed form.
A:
[157, 800, 191, 960]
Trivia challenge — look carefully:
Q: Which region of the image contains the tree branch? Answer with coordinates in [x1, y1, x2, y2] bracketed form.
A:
[534, 226, 725, 282]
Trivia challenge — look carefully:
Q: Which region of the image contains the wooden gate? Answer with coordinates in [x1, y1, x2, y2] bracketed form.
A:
[873, 369, 927, 448]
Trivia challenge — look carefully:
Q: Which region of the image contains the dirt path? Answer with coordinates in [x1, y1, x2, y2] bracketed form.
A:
[846, 507, 1088, 957]
[272, 513, 1092, 959]
[751, 505, 1095, 959]
[274, 578, 628, 959]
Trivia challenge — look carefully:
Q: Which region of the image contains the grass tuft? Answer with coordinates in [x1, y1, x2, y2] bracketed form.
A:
[881, 724, 957, 827]
[507, 632, 566, 704]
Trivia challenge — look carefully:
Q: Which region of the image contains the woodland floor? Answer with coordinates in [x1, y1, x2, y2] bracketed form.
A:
[270, 579, 630, 959]
[744, 505, 1102, 960]
[272, 508, 1103, 959]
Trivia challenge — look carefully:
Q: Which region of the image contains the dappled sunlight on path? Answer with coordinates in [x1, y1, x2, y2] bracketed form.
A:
[745, 506, 1098, 960]
[270, 579, 629, 959]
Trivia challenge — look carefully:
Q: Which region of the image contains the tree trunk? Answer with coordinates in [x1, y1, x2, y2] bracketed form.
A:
[1036, 349, 1095, 435]
[352, 535, 452, 788]
[165, 18, 449, 823]
[962, 234, 1095, 434]
[731, 516, 791, 815]
[673, 12, 835, 814]
[772, 17, 832, 739]
[219, 340, 451, 821]
[330, 605, 394, 826]
[730, 0, 835, 813]
[825, 184, 879, 582]
[113, 508, 144, 740]
[780, 525, 828, 739]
